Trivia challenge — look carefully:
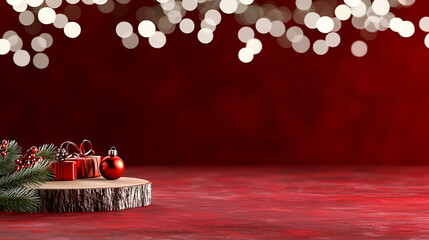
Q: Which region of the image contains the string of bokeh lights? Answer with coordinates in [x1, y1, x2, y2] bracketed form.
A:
[1, 0, 429, 69]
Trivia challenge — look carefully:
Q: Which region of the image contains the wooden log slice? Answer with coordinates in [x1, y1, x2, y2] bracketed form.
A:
[35, 177, 151, 213]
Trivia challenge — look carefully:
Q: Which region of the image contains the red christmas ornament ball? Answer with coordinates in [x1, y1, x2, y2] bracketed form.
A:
[1, 151, 6, 157]
[30, 146, 38, 154]
[100, 147, 125, 180]
[100, 156, 125, 180]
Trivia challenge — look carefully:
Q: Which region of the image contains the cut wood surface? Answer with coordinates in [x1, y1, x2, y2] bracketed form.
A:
[35, 177, 151, 213]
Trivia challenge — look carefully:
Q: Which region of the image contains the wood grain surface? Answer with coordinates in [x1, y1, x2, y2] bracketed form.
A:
[35, 177, 151, 213]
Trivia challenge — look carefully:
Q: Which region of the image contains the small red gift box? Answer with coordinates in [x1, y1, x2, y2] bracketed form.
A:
[69, 156, 101, 178]
[51, 161, 77, 181]
[53, 140, 101, 180]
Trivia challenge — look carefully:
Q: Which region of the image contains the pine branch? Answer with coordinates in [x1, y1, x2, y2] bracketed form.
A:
[0, 141, 57, 212]
[0, 160, 53, 189]
[0, 140, 22, 177]
[0, 186, 39, 212]
[35, 144, 57, 162]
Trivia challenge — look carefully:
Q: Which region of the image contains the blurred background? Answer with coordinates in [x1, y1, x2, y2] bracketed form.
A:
[0, 0, 428, 165]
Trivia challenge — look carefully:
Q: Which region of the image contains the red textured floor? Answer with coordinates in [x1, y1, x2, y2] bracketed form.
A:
[1, 166, 429, 239]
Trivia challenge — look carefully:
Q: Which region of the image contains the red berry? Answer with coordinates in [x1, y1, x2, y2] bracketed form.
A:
[35, 157, 43, 162]
[2, 140, 7, 145]
[1, 151, 6, 157]
[30, 153, 36, 159]
[30, 146, 38, 154]
[15, 165, 21, 171]
[15, 159, 22, 165]
[26, 155, 32, 160]
[1, 144, 6, 149]
[24, 162, 30, 168]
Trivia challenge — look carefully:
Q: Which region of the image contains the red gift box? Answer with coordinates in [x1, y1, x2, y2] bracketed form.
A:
[69, 156, 101, 178]
[51, 161, 77, 181]
[54, 140, 101, 180]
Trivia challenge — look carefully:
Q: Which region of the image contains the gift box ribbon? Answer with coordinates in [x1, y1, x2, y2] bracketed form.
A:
[58, 139, 95, 160]
[56, 139, 100, 178]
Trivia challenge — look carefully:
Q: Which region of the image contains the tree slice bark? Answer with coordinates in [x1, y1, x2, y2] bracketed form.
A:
[35, 177, 151, 213]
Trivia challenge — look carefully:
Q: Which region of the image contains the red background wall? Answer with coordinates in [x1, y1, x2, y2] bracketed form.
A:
[0, 1, 428, 165]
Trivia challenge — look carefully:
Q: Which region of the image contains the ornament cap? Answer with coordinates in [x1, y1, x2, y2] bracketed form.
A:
[108, 146, 118, 157]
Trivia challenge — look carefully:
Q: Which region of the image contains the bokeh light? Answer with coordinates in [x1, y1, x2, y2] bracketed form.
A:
[304, 12, 320, 29]
[316, 16, 334, 34]
[31, 36, 47, 52]
[295, 0, 312, 11]
[0, 39, 11, 55]
[0, 0, 425, 68]
[287, 26, 304, 43]
[179, 18, 195, 34]
[54, 14, 69, 29]
[149, 31, 166, 48]
[398, 21, 415, 38]
[425, 34, 429, 48]
[27, 0, 43, 8]
[116, 21, 133, 38]
[122, 33, 139, 49]
[38, 7, 56, 25]
[326, 32, 341, 48]
[33, 53, 49, 69]
[13, 50, 31, 67]
[198, 28, 214, 44]
[269, 21, 285, 37]
[205, 10, 222, 25]
[351, 40, 368, 57]
[372, 0, 390, 16]
[64, 22, 81, 38]
[138, 20, 156, 38]
[220, 0, 238, 14]
[335, 5, 351, 21]
[255, 18, 271, 34]
[238, 47, 253, 63]
[46, 0, 62, 9]
[313, 39, 329, 55]
[238, 26, 254, 43]
[419, 17, 429, 32]
[246, 38, 262, 54]
[292, 36, 310, 53]
[182, 0, 197, 11]
[19, 11, 35, 26]
[344, 0, 361, 8]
